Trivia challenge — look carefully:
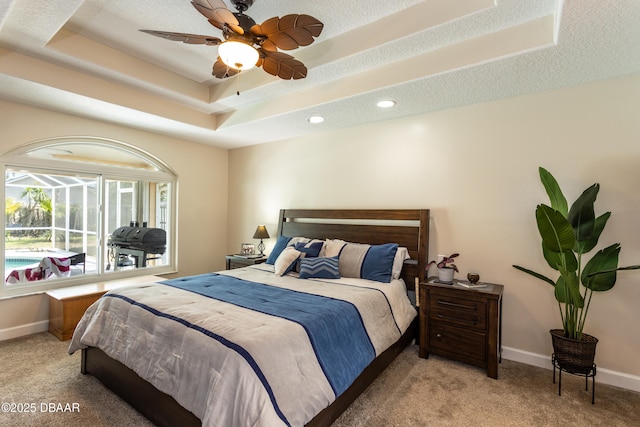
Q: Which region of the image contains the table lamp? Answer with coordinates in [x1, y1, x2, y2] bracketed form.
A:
[252, 225, 270, 256]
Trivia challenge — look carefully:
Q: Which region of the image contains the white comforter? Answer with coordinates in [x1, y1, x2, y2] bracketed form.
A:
[69, 264, 416, 427]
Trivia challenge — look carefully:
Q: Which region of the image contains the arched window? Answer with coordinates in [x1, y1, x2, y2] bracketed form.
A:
[1, 137, 176, 298]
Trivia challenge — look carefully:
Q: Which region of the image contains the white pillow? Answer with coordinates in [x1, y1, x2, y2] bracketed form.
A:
[274, 246, 301, 276]
[321, 239, 346, 258]
[392, 247, 410, 279]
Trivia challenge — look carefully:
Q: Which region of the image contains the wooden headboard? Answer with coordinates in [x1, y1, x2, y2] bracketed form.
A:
[276, 209, 430, 285]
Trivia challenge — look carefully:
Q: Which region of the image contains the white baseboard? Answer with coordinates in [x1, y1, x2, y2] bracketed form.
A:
[0, 320, 49, 341]
[502, 346, 640, 393]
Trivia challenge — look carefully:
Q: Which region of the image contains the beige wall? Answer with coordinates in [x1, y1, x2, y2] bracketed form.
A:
[2, 73, 639, 389]
[0, 100, 229, 333]
[228, 74, 640, 381]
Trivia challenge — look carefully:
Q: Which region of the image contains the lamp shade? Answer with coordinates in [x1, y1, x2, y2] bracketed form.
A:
[252, 225, 270, 239]
[218, 41, 259, 71]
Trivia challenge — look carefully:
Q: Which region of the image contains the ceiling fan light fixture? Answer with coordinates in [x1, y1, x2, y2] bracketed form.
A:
[218, 41, 259, 71]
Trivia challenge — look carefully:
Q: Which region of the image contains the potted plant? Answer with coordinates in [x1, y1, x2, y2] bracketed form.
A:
[428, 253, 459, 284]
[513, 167, 640, 373]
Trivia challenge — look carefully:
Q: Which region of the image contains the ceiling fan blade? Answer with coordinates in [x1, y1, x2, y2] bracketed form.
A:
[139, 30, 222, 46]
[212, 58, 239, 79]
[258, 49, 307, 80]
[251, 14, 323, 51]
[192, 0, 244, 34]
[208, 19, 225, 31]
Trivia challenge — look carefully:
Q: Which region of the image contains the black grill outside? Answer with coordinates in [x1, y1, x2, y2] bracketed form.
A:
[108, 226, 166, 254]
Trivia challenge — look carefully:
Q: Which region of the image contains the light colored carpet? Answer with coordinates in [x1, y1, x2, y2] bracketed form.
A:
[0, 332, 153, 427]
[1, 332, 639, 426]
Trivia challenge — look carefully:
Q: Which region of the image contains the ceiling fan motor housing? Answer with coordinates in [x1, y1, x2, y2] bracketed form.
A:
[222, 13, 258, 44]
[232, 13, 257, 33]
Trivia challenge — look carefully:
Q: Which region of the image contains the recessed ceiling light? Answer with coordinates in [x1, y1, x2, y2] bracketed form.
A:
[376, 100, 396, 108]
[307, 115, 324, 124]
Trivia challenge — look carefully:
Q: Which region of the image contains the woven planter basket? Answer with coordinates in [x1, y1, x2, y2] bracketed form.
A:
[550, 329, 598, 375]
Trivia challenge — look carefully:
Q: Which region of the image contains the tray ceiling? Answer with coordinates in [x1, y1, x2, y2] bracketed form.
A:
[0, 0, 639, 148]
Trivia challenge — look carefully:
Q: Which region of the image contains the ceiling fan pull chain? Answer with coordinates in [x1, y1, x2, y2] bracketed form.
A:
[236, 69, 241, 96]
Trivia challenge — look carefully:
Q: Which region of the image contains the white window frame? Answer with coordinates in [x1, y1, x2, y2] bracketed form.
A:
[0, 137, 177, 298]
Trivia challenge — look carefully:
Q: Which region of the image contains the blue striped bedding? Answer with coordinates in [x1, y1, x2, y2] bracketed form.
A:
[69, 264, 417, 426]
[162, 273, 376, 396]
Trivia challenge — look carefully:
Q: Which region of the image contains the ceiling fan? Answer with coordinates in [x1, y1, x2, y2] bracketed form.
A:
[140, 0, 324, 80]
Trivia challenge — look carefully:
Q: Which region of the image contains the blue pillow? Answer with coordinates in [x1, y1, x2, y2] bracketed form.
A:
[299, 256, 340, 279]
[294, 241, 323, 258]
[266, 235, 292, 265]
[361, 243, 398, 283]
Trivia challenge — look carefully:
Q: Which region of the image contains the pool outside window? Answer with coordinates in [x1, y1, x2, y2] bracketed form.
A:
[1, 138, 177, 298]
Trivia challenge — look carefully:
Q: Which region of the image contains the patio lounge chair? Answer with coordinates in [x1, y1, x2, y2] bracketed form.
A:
[5, 253, 86, 284]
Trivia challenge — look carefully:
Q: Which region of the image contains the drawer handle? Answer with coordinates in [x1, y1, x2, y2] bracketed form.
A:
[436, 313, 478, 325]
[437, 299, 477, 310]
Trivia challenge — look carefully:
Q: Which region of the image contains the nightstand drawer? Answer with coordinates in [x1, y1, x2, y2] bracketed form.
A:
[429, 293, 486, 331]
[228, 260, 249, 269]
[430, 322, 486, 366]
[225, 255, 267, 270]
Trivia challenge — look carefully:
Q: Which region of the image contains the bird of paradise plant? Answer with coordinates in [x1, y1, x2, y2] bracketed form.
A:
[513, 167, 640, 340]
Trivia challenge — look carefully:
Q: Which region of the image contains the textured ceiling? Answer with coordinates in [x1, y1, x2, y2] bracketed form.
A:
[0, 0, 639, 149]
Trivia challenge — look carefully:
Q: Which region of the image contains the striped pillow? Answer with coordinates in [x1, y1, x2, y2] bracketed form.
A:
[339, 242, 398, 283]
[299, 256, 340, 279]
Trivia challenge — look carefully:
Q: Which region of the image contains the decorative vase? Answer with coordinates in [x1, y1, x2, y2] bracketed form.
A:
[550, 329, 598, 375]
[438, 267, 455, 284]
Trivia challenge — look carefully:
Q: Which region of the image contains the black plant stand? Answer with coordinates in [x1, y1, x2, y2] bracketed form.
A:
[552, 353, 597, 404]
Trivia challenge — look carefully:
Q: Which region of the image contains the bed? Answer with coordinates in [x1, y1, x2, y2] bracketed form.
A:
[69, 209, 430, 426]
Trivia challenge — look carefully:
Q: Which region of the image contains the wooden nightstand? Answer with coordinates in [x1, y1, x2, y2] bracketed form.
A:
[418, 279, 503, 379]
[225, 254, 268, 270]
